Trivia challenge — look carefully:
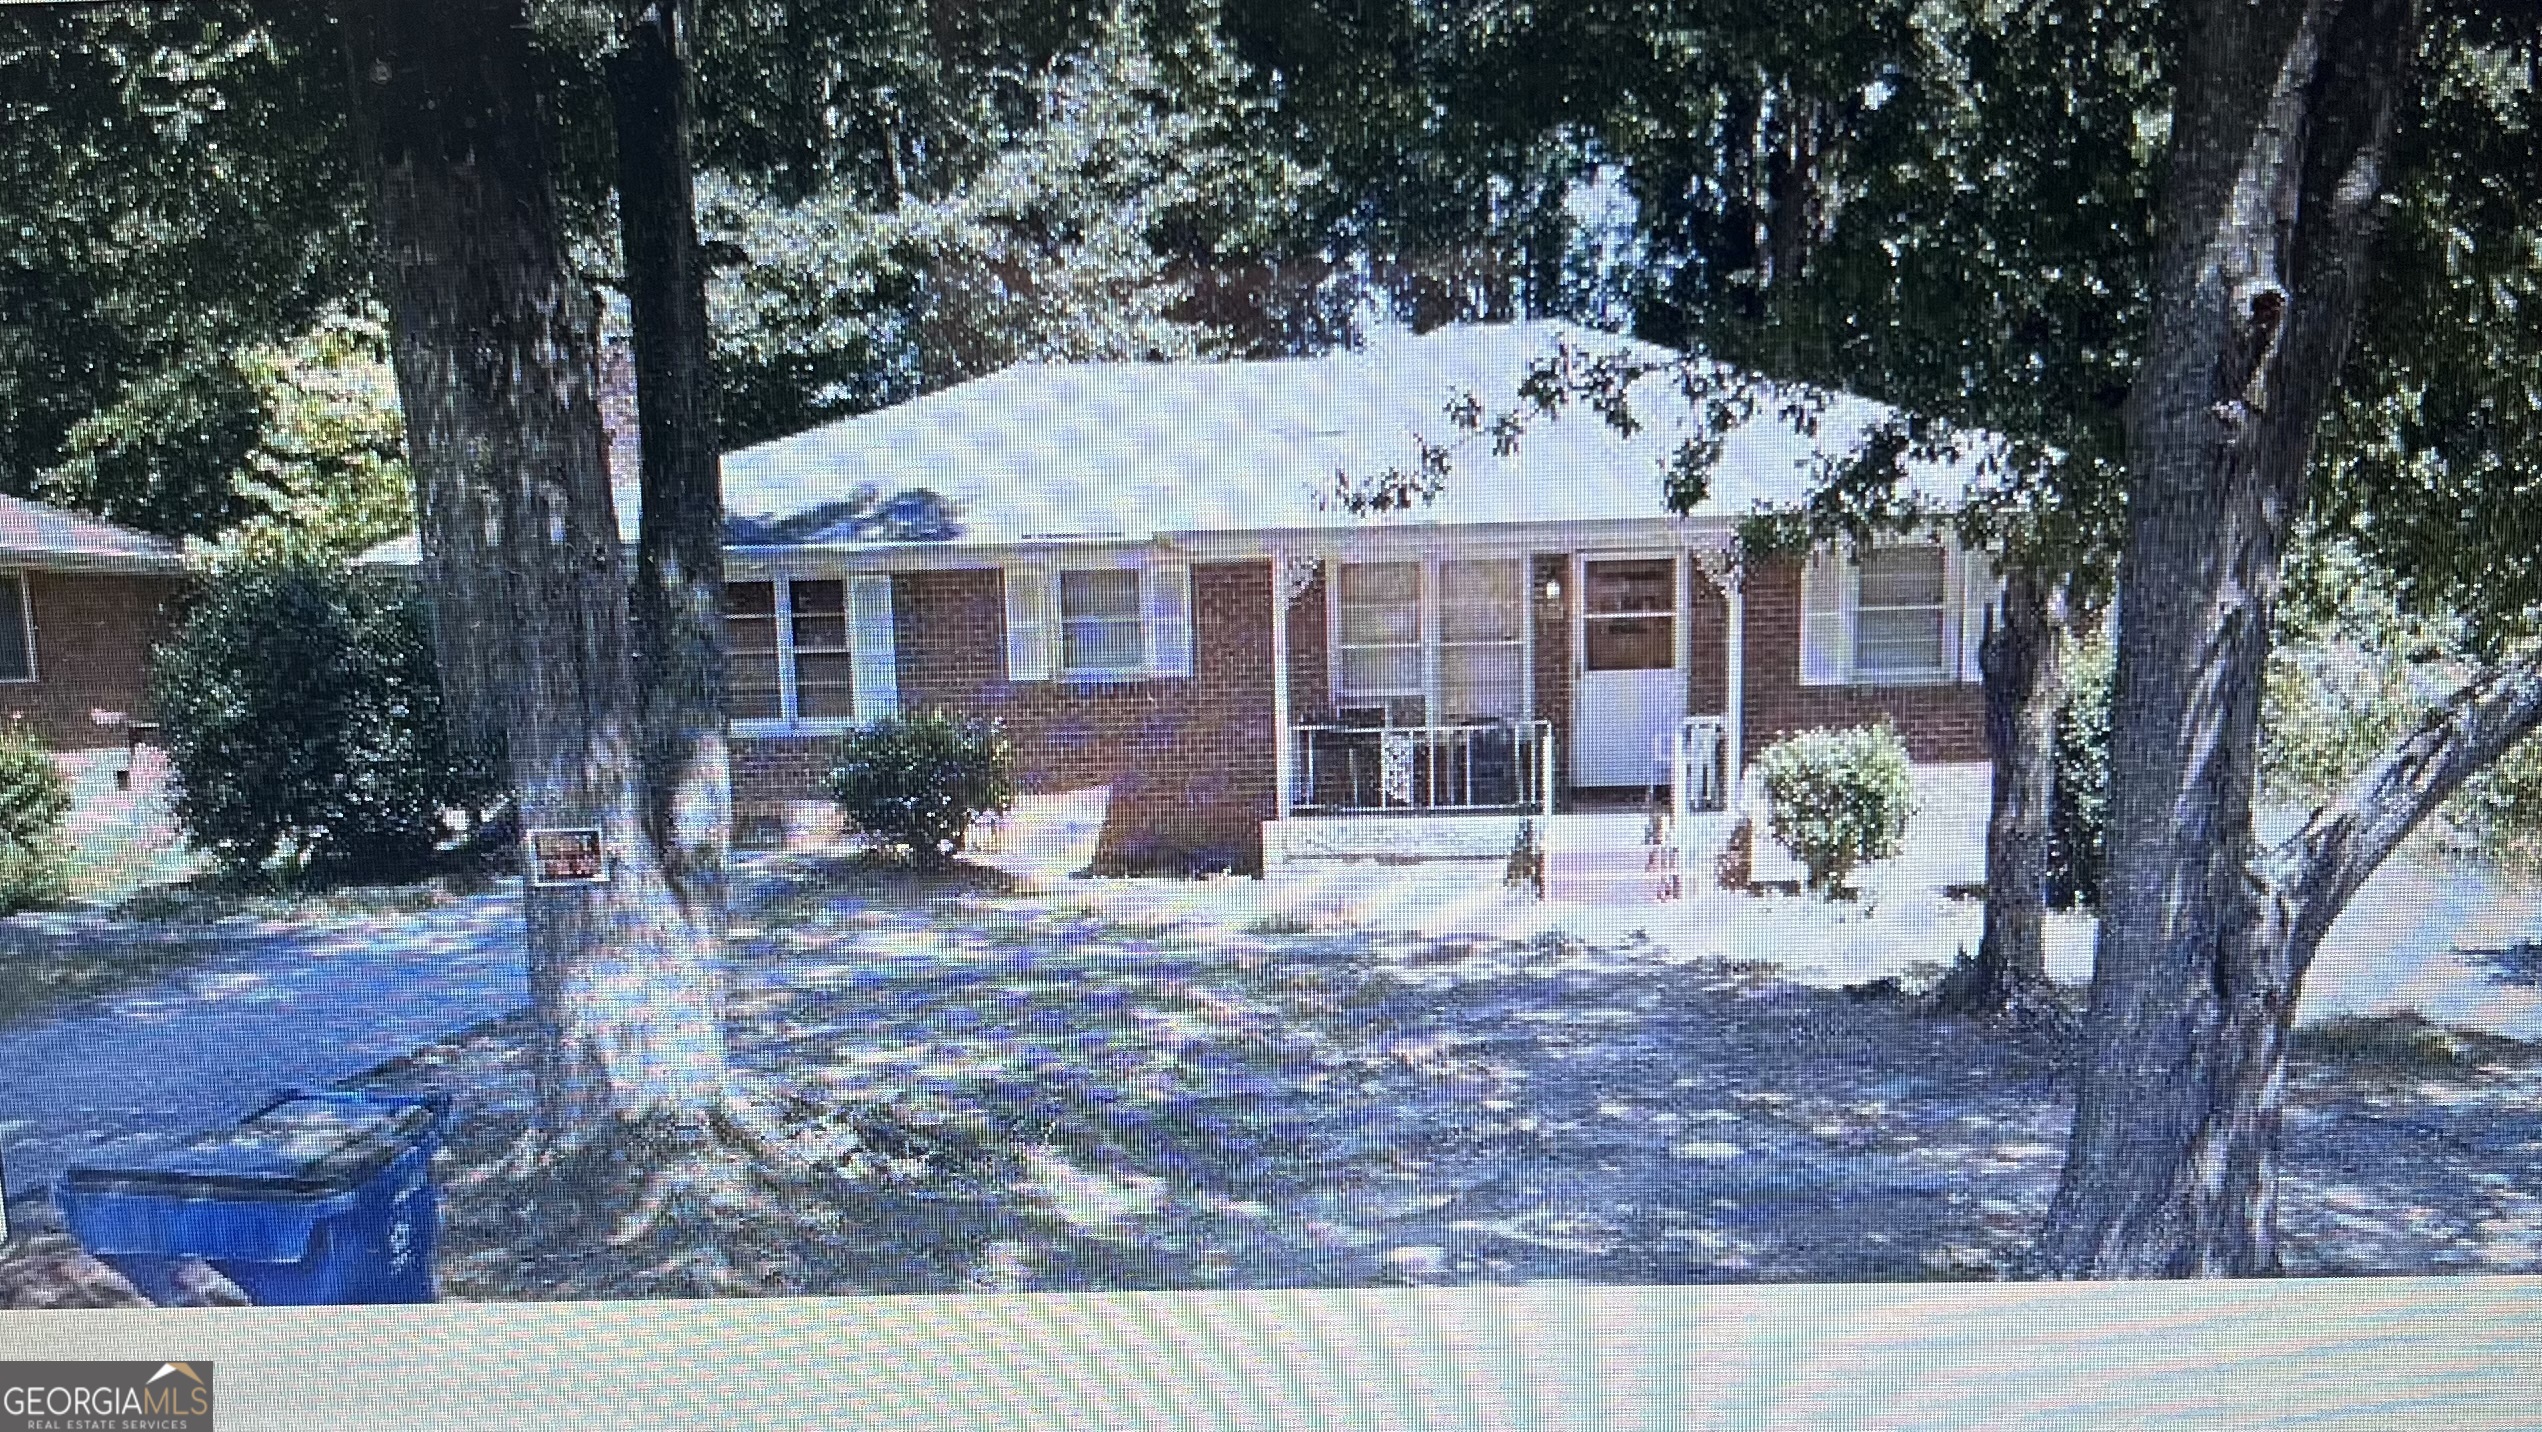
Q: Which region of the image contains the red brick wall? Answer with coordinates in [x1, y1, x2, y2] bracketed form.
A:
[1738, 555, 1986, 763]
[734, 560, 1280, 873]
[1688, 567, 1729, 717]
[1531, 554, 1573, 795]
[0, 571, 189, 751]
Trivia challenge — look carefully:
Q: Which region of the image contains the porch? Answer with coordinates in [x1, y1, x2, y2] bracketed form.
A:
[1264, 543, 1749, 851]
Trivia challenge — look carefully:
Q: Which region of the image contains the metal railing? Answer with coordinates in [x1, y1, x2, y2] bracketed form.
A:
[1288, 718, 1555, 817]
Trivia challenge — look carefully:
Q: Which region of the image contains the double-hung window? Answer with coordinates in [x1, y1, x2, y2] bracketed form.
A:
[0, 573, 34, 682]
[1799, 540, 1991, 686]
[1332, 556, 1529, 724]
[1437, 559, 1526, 720]
[723, 576, 897, 727]
[1333, 561, 1424, 724]
[1002, 559, 1193, 683]
[1058, 569, 1147, 678]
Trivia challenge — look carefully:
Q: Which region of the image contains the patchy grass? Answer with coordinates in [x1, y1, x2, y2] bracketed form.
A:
[1242, 913, 1319, 937]
[108, 870, 496, 926]
[0, 924, 222, 1029]
[2294, 1012, 2536, 1076]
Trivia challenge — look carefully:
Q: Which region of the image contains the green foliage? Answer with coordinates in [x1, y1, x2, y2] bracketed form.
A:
[36, 355, 264, 538]
[0, 723, 70, 914]
[1753, 723, 1915, 895]
[216, 309, 415, 563]
[151, 558, 501, 881]
[701, 3, 1322, 446]
[826, 713, 1016, 868]
[2266, 534, 2542, 873]
[0, 5, 366, 528]
[2049, 627, 2113, 910]
[2318, 15, 2542, 657]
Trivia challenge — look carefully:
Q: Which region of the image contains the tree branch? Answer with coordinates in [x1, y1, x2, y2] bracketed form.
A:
[2268, 645, 2542, 971]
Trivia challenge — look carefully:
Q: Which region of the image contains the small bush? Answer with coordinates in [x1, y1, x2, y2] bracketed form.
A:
[0, 725, 69, 913]
[1753, 723, 1915, 895]
[2048, 629, 2113, 909]
[825, 713, 1015, 868]
[151, 556, 502, 881]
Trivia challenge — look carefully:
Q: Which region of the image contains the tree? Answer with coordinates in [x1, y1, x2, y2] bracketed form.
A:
[333, 0, 731, 1160]
[612, 0, 732, 928]
[0, 3, 366, 534]
[2039, 0, 2542, 1275]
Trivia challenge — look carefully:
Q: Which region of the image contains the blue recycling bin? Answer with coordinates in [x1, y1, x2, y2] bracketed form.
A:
[54, 1088, 449, 1306]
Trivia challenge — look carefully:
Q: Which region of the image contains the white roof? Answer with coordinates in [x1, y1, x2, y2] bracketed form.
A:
[364, 321, 1981, 564]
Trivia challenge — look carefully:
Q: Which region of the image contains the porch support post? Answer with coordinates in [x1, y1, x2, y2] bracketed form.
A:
[1270, 549, 1294, 820]
[1723, 549, 1746, 805]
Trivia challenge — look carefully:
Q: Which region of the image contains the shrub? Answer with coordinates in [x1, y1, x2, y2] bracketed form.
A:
[1753, 723, 1915, 895]
[825, 713, 1015, 868]
[2048, 628, 2113, 910]
[151, 556, 502, 881]
[0, 724, 70, 912]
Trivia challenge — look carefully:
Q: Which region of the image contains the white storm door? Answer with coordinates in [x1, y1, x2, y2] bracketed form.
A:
[1572, 554, 1683, 787]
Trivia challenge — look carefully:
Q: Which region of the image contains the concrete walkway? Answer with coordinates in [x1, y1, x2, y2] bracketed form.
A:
[0, 890, 528, 1199]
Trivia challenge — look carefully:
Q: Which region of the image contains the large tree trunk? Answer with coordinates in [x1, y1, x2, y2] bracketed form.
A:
[611, 0, 731, 924]
[2037, 0, 2419, 1276]
[1938, 564, 2062, 1017]
[337, 0, 729, 1143]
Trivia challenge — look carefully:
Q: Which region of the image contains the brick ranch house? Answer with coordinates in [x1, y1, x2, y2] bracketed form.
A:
[696, 321, 1996, 875]
[0, 493, 189, 756]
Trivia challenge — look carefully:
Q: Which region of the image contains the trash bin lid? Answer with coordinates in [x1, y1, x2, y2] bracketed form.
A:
[60, 1091, 444, 1202]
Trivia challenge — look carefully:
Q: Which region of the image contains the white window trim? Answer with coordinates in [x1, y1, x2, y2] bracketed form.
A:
[1328, 555, 1533, 725]
[1799, 538, 1991, 689]
[0, 570, 35, 684]
[1002, 556, 1194, 684]
[728, 575, 874, 738]
[1057, 568, 1152, 682]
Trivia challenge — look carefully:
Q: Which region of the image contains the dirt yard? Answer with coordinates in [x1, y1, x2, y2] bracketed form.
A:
[351, 856, 2542, 1301]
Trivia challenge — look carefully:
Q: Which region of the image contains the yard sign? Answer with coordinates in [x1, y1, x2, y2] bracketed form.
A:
[526, 827, 609, 886]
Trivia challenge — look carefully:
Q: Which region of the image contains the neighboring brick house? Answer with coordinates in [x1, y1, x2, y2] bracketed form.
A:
[697, 321, 1994, 873]
[0, 494, 190, 752]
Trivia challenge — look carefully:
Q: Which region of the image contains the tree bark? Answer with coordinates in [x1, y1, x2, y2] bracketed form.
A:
[611, 1, 732, 924]
[2038, 0, 2419, 1276]
[1938, 564, 2063, 1016]
[337, 0, 730, 1142]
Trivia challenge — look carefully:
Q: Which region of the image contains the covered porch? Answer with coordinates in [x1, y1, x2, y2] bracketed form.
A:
[1260, 540, 1749, 869]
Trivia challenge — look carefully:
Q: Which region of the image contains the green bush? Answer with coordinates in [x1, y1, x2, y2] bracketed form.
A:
[2048, 629, 2113, 910]
[826, 713, 1015, 868]
[151, 556, 502, 881]
[1753, 723, 1915, 895]
[0, 724, 70, 912]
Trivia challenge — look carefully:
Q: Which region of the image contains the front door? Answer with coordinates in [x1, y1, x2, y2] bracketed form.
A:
[1573, 555, 1682, 787]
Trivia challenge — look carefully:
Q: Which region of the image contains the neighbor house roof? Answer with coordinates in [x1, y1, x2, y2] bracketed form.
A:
[0, 492, 187, 573]
[362, 320, 1988, 565]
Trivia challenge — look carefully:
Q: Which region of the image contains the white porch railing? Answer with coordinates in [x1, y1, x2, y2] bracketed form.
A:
[1288, 718, 1555, 818]
[1668, 716, 1730, 826]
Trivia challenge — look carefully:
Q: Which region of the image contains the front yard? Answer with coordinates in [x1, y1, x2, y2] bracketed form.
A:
[368, 854, 2542, 1300]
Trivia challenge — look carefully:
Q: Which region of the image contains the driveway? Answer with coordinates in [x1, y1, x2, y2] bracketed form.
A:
[0, 889, 528, 1199]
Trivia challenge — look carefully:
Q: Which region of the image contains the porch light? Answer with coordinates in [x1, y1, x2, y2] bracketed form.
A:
[1539, 576, 1563, 605]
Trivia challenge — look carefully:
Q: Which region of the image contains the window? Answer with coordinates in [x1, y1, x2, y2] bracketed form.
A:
[1438, 559, 1525, 719]
[0, 574, 32, 682]
[723, 581, 781, 719]
[788, 580, 854, 718]
[1334, 561, 1423, 721]
[1799, 541, 1988, 686]
[723, 576, 895, 725]
[1581, 557, 1675, 673]
[1854, 545, 1950, 680]
[1332, 557, 1531, 725]
[1059, 569, 1145, 676]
